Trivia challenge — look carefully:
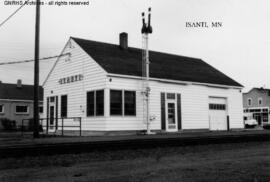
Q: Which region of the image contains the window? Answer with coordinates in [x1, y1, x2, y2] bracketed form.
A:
[167, 93, 175, 100]
[209, 104, 226, 110]
[50, 97, 55, 103]
[258, 98, 262, 106]
[15, 106, 28, 114]
[0, 105, 3, 114]
[96, 90, 104, 116]
[61, 95, 68, 118]
[247, 98, 252, 106]
[87, 91, 95, 116]
[110, 90, 122, 115]
[124, 91, 136, 116]
[39, 106, 43, 113]
[87, 90, 104, 116]
[110, 90, 136, 116]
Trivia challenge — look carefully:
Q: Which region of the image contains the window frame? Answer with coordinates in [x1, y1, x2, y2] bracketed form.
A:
[15, 105, 29, 115]
[0, 105, 4, 114]
[209, 103, 226, 110]
[247, 98, 252, 106]
[124, 90, 136, 116]
[258, 98, 263, 106]
[61, 95, 68, 118]
[110, 89, 123, 116]
[96, 90, 104, 116]
[110, 89, 136, 117]
[86, 91, 95, 117]
[86, 90, 104, 117]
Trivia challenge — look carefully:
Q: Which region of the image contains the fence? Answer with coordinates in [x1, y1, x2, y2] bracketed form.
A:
[21, 117, 82, 136]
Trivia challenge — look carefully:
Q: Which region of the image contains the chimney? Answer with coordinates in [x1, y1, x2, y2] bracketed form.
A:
[17, 79, 22, 88]
[119, 32, 128, 50]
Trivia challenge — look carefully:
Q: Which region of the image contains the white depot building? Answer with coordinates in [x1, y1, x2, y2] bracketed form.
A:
[43, 33, 244, 133]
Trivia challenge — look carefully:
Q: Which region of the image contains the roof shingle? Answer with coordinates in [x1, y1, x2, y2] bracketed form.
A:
[72, 37, 242, 87]
[0, 83, 43, 101]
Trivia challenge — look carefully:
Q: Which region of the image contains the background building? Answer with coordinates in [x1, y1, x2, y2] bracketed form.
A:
[0, 80, 43, 129]
[243, 87, 270, 125]
[43, 33, 244, 133]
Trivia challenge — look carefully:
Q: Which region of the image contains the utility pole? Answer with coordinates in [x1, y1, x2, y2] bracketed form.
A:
[141, 8, 153, 135]
[33, 0, 40, 138]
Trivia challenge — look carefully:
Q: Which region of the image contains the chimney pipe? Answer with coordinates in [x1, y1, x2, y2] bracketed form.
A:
[17, 79, 22, 88]
[119, 32, 128, 50]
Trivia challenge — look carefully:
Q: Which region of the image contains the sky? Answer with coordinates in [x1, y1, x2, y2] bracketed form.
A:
[0, 0, 270, 92]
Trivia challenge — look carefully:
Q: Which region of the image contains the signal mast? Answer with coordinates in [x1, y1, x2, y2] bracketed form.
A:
[141, 8, 153, 134]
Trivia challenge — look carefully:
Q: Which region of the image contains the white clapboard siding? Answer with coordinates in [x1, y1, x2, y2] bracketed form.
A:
[43, 39, 107, 131]
[44, 38, 243, 131]
[105, 77, 146, 130]
[106, 77, 243, 131]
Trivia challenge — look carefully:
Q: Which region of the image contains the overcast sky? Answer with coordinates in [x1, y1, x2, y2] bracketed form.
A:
[0, 0, 270, 92]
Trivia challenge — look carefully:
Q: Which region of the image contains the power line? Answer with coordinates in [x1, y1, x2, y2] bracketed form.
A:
[0, 53, 70, 66]
[0, 0, 30, 29]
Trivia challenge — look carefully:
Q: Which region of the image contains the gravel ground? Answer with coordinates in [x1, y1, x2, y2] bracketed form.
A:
[1, 141, 270, 182]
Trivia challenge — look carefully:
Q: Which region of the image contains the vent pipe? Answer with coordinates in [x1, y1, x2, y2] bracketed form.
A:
[119, 32, 128, 50]
[17, 79, 22, 88]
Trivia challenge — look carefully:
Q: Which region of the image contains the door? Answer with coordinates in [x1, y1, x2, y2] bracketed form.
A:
[166, 101, 177, 132]
[49, 106, 55, 129]
[48, 96, 57, 131]
[253, 113, 262, 125]
[209, 97, 227, 131]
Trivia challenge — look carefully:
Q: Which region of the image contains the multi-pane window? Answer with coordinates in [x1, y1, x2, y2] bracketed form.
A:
[0, 105, 3, 113]
[110, 90, 136, 116]
[87, 91, 94, 116]
[15, 106, 28, 114]
[124, 91, 136, 116]
[110, 90, 122, 115]
[87, 90, 104, 116]
[50, 97, 55, 103]
[61, 95, 68, 118]
[209, 104, 226, 110]
[167, 93, 175, 100]
[96, 90, 104, 116]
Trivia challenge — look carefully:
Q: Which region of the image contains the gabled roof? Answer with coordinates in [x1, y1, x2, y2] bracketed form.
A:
[71, 37, 242, 87]
[0, 83, 43, 101]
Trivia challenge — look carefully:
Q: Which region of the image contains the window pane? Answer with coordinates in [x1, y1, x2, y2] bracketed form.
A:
[248, 99, 251, 106]
[87, 91, 94, 116]
[61, 95, 68, 117]
[96, 90, 104, 116]
[16, 106, 28, 113]
[167, 93, 175, 100]
[124, 91, 136, 116]
[50, 97, 55, 103]
[110, 90, 122, 115]
[209, 104, 226, 110]
[0, 105, 3, 113]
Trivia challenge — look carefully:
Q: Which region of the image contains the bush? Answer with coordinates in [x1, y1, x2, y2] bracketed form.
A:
[0, 118, 17, 131]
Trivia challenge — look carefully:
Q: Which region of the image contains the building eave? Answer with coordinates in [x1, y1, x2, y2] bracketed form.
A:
[0, 99, 43, 102]
[107, 73, 244, 90]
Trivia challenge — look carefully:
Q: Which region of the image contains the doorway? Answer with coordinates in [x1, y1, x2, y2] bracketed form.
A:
[166, 101, 177, 132]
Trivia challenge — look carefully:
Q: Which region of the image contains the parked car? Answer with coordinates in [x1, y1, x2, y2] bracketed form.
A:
[244, 113, 258, 128]
[245, 119, 258, 128]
